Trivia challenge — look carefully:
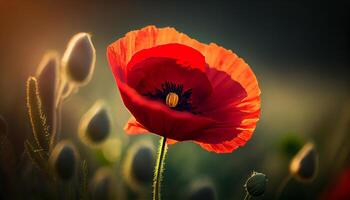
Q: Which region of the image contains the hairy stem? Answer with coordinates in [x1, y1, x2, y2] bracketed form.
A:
[153, 137, 168, 200]
[275, 173, 292, 200]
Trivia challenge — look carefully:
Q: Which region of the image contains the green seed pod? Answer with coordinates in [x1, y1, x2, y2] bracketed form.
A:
[62, 33, 96, 85]
[245, 171, 268, 197]
[123, 140, 155, 192]
[36, 51, 59, 144]
[90, 167, 117, 200]
[78, 100, 111, 146]
[290, 142, 318, 182]
[26, 77, 50, 151]
[49, 140, 78, 181]
[187, 179, 217, 200]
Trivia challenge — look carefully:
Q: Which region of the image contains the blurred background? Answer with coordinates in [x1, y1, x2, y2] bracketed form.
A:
[0, 0, 349, 199]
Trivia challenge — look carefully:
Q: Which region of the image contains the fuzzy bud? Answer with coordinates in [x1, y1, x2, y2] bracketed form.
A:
[245, 171, 268, 197]
[62, 33, 96, 85]
[187, 179, 217, 200]
[36, 51, 59, 139]
[49, 140, 78, 181]
[26, 77, 50, 151]
[290, 142, 318, 182]
[79, 100, 111, 146]
[123, 141, 155, 192]
[90, 167, 117, 200]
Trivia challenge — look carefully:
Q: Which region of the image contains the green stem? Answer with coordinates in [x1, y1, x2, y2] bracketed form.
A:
[275, 173, 292, 200]
[244, 192, 251, 200]
[153, 137, 168, 200]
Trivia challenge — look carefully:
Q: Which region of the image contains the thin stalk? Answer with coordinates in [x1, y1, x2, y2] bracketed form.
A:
[50, 79, 75, 150]
[50, 77, 66, 150]
[275, 173, 292, 200]
[153, 137, 168, 200]
[243, 192, 250, 200]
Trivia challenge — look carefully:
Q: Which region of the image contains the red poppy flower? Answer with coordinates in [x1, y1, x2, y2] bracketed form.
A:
[107, 26, 260, 153]
[320, 167, 350, 200]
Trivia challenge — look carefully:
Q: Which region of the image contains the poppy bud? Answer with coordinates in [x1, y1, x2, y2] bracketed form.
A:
[36, 51, 59, 140]
[90, 167, 117, 200]
[26, 77, 50, 151]
[79, 100, 111, 146]
[123, 141, 155, 192]
[187, 179, 217, 200]
[290, 142, 318, 182]
[49, 140, 78, 181]
[62, 33, 96, 85]
[244, 171, 268, 197]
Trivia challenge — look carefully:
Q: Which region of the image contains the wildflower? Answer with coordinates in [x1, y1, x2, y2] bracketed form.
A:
[123, 140, 155, 192]
[108, 25, 261, 200]
[78, 100, 111, 146]
[244, 171, 268, 197]
[36, 51, 59, 142]
[62, 32, 96, 85]
[49, 140, 78, 181]
[187, 178, 217, 200]
[320, 167, 350, 200]
[26, 77, 50, 151]
[107, 26, 260, 153]
[290, 142, 318, 182]
[90, 167, 117, 200]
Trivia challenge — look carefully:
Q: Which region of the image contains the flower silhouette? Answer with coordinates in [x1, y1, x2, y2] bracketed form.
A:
[107, 26, 260, 153]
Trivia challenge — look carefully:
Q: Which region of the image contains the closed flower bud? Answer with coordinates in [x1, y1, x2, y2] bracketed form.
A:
[79, 100, 111, 146]
[187, 179, 217, 200]
[62, 33, 96, 85]
[290, 142, 318, 182]
[49, 140, 78, 181]
[90, 167, 117, 200]
[245, 171, 268, 197]
[36, 51, 59, 138]
[123, 140, 155, 192]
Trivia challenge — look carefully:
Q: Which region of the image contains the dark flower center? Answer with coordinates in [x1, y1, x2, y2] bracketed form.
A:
[143, 81, 196, 113]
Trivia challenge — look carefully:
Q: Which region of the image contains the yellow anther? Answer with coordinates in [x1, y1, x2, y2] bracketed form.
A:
[165, 92, 179, 108]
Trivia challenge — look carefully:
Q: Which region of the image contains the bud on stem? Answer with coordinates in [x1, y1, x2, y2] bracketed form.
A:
[26, 77, 50, 151]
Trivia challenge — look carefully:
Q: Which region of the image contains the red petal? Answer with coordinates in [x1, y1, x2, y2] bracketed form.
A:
[127, 56, 212, 107]
[166, 139, 178, 145]
[125, 117, 178, 145]
[191, 66, 260, 146]
[191, 45, 261, 151]
[127, 43, 206, 73]
[116, 79, 216, 141]
[124, 117, 149, 134]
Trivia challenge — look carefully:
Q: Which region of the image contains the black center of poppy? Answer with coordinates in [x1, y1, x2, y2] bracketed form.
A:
[143, 81, 196, 113]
